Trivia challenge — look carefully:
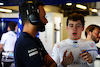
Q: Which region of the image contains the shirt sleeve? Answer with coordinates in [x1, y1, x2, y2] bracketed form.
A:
[87, 62, 94, 67]
[52, 43, 61, 66]
[20, 44, 45, 67]
[87, 41, 98, 67]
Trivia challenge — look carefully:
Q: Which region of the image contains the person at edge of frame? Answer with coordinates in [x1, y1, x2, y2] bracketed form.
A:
[85, 24, 100, 53]
[52, 13, 98, 67]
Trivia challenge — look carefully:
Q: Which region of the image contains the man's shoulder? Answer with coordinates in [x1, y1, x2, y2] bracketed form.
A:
[16, 36, 37, 47]
[80, 39, 95, 43]
[54, 39, 68, 46]
[1, 32, 8, 37]
[6, 31, 16, 36]
[79, 39, 96, 48]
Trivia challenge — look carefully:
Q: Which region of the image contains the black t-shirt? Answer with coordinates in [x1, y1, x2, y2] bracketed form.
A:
[97, 46, 100, 54]
[14, 32, 48, 67]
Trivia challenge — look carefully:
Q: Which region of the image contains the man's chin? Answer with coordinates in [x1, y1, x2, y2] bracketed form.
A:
[37, 25, 45, 32]
[38, 29, 45, 32]
[95, 41, 99, 43]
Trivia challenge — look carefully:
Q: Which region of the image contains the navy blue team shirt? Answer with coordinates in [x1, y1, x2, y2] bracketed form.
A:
[14, 32, 48, 67]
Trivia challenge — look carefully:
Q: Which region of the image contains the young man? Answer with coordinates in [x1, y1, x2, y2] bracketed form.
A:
[52, 13, 98, 67]
[14, 1, 57, 67]
[0, 22, 17, 67]
[0, 22, 17, 52]
[85, 24, 100, 53]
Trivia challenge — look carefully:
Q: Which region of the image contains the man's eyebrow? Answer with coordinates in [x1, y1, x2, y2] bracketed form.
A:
[69, 24, 73, 25]
[76, 23, 82, 25]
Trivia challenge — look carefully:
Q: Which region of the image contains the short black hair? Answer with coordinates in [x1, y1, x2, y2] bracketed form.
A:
[66, 13, 85, 27]
[8, 22, 17, 31]
[19, 1, 44, 25]
[85, 24, 100, 37]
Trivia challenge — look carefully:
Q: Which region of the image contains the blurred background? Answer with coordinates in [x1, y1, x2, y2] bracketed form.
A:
[0, 0, 100, 55]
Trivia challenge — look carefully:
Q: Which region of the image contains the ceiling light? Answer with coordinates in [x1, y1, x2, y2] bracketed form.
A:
[91, 9, 98, 12]
[28, 1, 33, 3]
[0, 8, 12, 13]
[0, 3, 4, 5]
[66, 3, 72, 6]
[76, 4, 87, 9]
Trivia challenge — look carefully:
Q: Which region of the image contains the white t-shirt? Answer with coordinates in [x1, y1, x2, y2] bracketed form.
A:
[0, 31, 17, 52]
[52, 38, 98, 67]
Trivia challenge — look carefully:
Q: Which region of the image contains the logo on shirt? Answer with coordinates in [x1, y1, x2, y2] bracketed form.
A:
[28, 48, 38, 57]
[57, 45, 59, 48]
[90, 43, 94, 47]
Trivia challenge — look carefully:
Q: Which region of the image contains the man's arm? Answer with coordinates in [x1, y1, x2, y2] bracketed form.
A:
[52, 44, 60, 65]
[0, 34, 6, 52]
[79, 50, 93, 63]
[0, 44, 4, 52]
[44, 54, 57, 67]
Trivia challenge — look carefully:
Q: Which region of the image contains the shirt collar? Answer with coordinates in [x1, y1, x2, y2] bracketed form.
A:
[67, 38, 81, 43]
[20, 32, 36, 39]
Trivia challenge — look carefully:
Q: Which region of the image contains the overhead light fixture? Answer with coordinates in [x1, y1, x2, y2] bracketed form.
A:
[0, 8, 12, 13]
[28, 1, 33, 3]
[0, 3, 4, 5]
[76, 4, 87, 9]
[90, 9, 98, 12]
[66, 3, 72, 6]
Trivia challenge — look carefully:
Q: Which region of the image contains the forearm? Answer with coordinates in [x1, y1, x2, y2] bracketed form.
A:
[61, 61, 67, 67]
[0, 44, 3, 52]
[44, 54, 57, 67]
[49, 62, 57, 67]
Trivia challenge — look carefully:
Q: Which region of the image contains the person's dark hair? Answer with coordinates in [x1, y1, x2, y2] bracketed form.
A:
[19, 1, 44, 25]
[66, 13, 85, 26]
[8, 22, 17, 31]
[85, 24, 100, 37]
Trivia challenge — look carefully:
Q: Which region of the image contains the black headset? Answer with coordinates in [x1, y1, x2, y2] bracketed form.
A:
[24, 1, 39, 25]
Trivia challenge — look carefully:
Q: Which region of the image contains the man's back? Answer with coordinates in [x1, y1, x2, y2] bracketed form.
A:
[1, 31, 17, 51]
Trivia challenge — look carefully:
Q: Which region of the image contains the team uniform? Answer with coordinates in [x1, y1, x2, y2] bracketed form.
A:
[0, 31, 17, 51]
[52, 38, 98, 67]
[14, 32, 48, 67]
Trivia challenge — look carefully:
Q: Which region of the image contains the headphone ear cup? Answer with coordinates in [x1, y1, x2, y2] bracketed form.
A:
[28, 12, 39, 25]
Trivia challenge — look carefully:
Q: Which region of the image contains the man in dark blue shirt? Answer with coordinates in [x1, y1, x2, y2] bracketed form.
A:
[14, 1, 57, 67]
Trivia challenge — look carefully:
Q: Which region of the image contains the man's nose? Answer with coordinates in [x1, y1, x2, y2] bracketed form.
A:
[45, 18, 48, 24]
[73, 26, 77, 31]
[99, 33, 100, 38]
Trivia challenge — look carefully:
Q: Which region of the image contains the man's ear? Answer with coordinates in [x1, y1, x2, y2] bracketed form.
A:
[87, 31, 92, 37]
[88, 31, 92, 36]
[66, 26, 68, 31]
[7, 26, 10, 31]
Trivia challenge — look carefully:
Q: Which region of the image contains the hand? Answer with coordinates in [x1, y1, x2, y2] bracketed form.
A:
[61, 50, 74, 67]
[79, 50, 93, 63]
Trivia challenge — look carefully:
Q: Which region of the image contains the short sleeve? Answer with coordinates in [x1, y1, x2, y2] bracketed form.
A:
[52, 43, 60, 66]
[86, 41, 98, 67]
[19, 42, 45, 67]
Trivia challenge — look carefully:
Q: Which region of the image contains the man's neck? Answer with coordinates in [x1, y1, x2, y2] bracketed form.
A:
[86, 37, 93, 41]
[23, 23, 38, 38]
